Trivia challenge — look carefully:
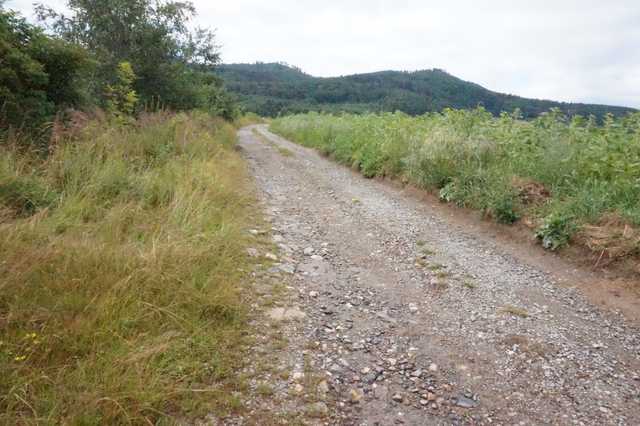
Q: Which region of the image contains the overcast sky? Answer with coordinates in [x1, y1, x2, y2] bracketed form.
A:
[7, 0, 640, 108]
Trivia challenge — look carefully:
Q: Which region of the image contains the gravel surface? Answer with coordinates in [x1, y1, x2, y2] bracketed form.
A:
[236, 125, 640, 425]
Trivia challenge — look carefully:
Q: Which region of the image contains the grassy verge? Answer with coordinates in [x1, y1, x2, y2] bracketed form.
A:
[271, 110, 640, 266]
[251, 128, 294, 157]
[0, 112, 260, 423]
[233, 112, 265, 129]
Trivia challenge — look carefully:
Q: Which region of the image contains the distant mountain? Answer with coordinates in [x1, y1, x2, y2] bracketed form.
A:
[216, 62, 636, 119]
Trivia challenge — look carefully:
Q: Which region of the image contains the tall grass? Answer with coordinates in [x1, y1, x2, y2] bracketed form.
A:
[232, 112, 265, 129]
[0, 112, 257, 423]
[271, 109, 640, 256]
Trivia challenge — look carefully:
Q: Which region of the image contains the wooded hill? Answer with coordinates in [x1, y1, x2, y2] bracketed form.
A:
[217, 62, 636, 119]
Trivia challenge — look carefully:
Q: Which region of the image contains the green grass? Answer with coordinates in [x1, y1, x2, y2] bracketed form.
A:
[271, 109, 640, 256]
[427, 263, 446, 271]
[0, 112, 261, 424]
[251, 127, 294, 157]
[277, 146, 294, 157]
[233, 112, 265, 128]
[256, 383, 274, 397]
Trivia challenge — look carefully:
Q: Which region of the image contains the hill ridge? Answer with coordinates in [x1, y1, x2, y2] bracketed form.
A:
[217, 62, 636, 118]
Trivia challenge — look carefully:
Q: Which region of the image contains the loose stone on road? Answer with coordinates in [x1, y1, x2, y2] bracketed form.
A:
[238, 124, 640, 425]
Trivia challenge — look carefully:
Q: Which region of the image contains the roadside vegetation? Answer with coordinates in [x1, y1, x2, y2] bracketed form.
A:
[0, 1, 271, 423]
[1, 0, 237, 139]
[271, 109, 640, 264]
[0, 112, 260, 423]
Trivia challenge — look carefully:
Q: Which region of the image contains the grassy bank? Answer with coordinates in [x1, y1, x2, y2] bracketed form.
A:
[271, 109, 640, 263]
[1, 112, 258, 423]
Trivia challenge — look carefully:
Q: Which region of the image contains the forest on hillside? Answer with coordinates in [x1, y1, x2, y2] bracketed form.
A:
[218, 62, 637, 119]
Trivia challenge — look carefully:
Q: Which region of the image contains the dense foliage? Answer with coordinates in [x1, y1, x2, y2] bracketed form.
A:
[0, 6, 93, 129]
[271, 110, 640, 256]
[219, 62, 636, 119]
[36, 0, 237, 117]
[1, 1, 238, 134]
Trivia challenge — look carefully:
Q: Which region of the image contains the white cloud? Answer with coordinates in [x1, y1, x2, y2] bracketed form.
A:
[6, 0, 639, 107]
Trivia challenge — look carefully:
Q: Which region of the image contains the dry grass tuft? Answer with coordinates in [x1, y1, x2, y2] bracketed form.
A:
[498, 305, 530, 318]
[512, 177, 550, 206]
[579, 213, 640, 265]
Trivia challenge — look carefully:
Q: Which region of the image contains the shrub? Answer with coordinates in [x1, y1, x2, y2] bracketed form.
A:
[0, 7, 93, 130]
[0, 174, 56, 216]
[489, 192, 521, 224]
[104, 62, 139, 119]
[536, 212, 577, 250]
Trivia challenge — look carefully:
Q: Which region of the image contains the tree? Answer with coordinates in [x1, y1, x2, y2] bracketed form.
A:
[105, 62, 139, 119]
[1, 5, 93, 129]
[35, 0, 228, 112]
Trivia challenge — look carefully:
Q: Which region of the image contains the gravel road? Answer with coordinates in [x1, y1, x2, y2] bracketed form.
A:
[237, 124, 640, 425]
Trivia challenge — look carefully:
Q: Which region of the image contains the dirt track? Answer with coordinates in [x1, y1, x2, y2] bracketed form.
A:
[238, 124, 640, 425]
